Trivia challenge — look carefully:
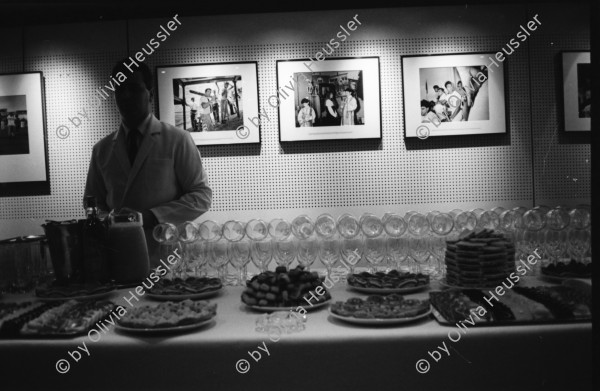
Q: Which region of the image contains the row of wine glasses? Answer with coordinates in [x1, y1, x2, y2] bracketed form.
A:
[150, 204, 591, 284]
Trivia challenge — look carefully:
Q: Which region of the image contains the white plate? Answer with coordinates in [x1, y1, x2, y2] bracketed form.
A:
[347, 284, 429, 294]
[328, 308, 432, 325]
[36, 289, 115, 302]
[146, 288, 222, 301]
[438, 279, 502, 290]
[246, 299, 330, 312]
[539, 273, 591, 284]
[115, 318, 215, 335]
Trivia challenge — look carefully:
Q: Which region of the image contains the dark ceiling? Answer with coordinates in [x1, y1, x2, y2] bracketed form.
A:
[1, 0, 593, 28]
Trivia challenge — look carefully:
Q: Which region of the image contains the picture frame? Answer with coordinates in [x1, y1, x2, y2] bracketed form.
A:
[402, 53, 507, 138]
[0, 72, 50, 197]
[562, 51, 590, 132]
[156, 62, 260, 145]
[276, 57, 381, 142]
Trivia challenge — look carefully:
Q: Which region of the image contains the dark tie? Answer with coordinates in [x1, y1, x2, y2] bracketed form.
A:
[126, 128, 140, 165]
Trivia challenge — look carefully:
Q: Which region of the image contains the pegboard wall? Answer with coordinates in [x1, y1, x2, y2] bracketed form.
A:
[0, 5, 591, 234]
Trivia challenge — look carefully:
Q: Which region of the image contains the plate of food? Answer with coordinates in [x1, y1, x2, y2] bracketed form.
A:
[19, 300, 116, 337]
[115, 299, 217, 335]
[347, 270, 430, 293]
[114, 318, 215, 335]
[329, 294, 431, 325]
[147, 277, 223, 301]
[241, 266, 332, 311]
[540, 260, 591, 283]
[35, 283, 115, 302]
[247, 299, 331, 313]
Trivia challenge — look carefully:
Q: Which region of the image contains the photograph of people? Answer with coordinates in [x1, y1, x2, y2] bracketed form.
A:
[297, 98, 316, 127]
[419, 65, 489, 123]
[341, 88, 357, 126]
[171, 76, 243, 132]
[291, 70, 365, 128]
[420, 99, 439, 123]
[577, 63, 591, 118]
[199, 88, 214, 132]
[186, 97, 199, 131]
[324, 91, 339, 125]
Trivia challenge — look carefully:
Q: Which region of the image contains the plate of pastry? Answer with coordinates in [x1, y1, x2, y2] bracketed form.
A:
[115, 299, 217, 334]
[329, 294, 431, 325]
[35, 283, 115, 302]
[146, 277, 223, 301]
[347, 270, 430, 294]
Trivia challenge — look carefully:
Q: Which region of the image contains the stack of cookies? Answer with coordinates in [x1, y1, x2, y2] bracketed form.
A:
[445, 229, 516, 288]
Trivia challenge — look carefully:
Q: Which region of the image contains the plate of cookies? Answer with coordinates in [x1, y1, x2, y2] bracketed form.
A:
[444, 229, 516, 289]
[347, 270, 430, 294]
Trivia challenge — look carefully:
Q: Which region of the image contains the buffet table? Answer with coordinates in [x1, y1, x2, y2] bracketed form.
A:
[0, 278, 592, 391]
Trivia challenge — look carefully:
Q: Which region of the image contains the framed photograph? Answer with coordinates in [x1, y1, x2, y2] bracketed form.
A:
[0, 72, 49, 197]
[156, 62, 260, 145]
[276, 57, 381, 142]
[562, 51, 590, 132]
[402, 53, 506, 138]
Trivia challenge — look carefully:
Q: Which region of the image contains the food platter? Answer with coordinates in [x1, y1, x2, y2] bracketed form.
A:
[328, 308, 432, 325]
[539, 273, 591, 284]
[246, 299, 331, 313]
[438, 278, 502, 290]
[146, 288, 222, 301]
[348, 284, 429, 294]
[114, 318, 215, 335]
[35, 290, 115, 302]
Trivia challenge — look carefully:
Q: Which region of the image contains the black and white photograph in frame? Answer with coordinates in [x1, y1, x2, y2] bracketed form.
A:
[277, 57, 381, 142]
[402, 53, 506, 138]
[0, 72, 49, 196]
[156, 62, 260, 145]
[562, 51, 590, 131]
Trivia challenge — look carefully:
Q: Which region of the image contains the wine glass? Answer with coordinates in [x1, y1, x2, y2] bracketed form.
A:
[268, 218, 292, 241]
[318, 237, 340, 280]
[406, 212, 430, 237]
[209, 238, 229, 281]
[473, 210, 500, 231]
[315, 213, 337, 239]
[360, 213, 384, 238]
[428, 212, 454, 237]
[567, 228, 591, 264]
[511, 207, 527, 230]
[199, 220, 223, 278]
[223, 220, 246, 285]
[338, 214, 364, 276]
[383, 213, 407, 272]
[273, 237, 298, 268]
[569, 207, 591, 230]
[409, 235, 431, 274]
[427, 212, 453, 279]
[454, 211, 476, 235]
[152, 223, 180, 279]
[228, 239, 251, 285]
[223, 220, 246, 242]
[291, 215, 315, 240]
[245, 219, 269, 241]
[523, 208, 546, 231]
[546, 207, 571, 231]
[251, 239, 273, 273]
[177, 221, 199, 279]
[297, 236, 318, 271]
[189, 237, 208, 277]
[543, 229, 567, 266]
[363, 234, 386, 273]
